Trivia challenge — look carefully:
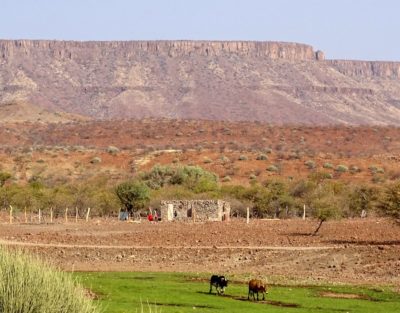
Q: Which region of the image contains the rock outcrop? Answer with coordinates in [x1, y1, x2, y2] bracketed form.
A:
[327, 60, 400, 78]
[1, 39, 400, 125]
[0, 40, 317, 60]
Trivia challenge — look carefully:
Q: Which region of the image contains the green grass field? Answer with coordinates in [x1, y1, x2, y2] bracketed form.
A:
[77, 272, 400, 313]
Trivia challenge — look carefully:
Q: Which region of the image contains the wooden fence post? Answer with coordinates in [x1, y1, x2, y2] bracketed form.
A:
[50, 207, 53, 223]
[86, 207, 91, 222]
[75, 207, 78, 223]
[9, 205, 13, 224]
[38, 209, 41, 224]
[117, 208, 121, 221]
[302, 204, 306, 220]
[246, 207, 250, 224]
[24, 207, 27, 223]
[65, 207, 68, 223]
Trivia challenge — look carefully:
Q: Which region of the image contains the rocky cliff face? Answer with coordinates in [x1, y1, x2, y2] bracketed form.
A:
[1, 39, 400, 125]
[327, 60, 400, 78]
[0, 40, 317, 60]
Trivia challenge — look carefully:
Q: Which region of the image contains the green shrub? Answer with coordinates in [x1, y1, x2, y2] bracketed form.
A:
[249, 174, 257, 180]
[378, 181, 400, 219]
[0, 172, 12, 187]
[264, 148, 273, 154]
[115, 180, 150, 213]
[238, 155, 248, 161]
[308, 171, 333, 182]
[0, 248, 99, 313]
[336, 165, 348, 173]
[323, 163, 333, 169]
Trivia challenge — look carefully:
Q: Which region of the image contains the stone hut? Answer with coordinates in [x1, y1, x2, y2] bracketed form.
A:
[160, 200, 230, 222]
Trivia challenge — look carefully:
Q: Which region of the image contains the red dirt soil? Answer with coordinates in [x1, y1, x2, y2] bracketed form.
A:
[1, 217, 399, 288]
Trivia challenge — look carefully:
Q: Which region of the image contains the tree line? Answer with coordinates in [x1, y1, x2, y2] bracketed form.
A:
[0, 165, 399, 228]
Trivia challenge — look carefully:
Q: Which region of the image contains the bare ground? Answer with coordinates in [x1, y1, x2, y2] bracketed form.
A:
[0, 217, 399, 288]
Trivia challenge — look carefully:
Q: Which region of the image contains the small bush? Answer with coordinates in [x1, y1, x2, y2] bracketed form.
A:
[238, 155, 248, 161]
[323, 163, 333, 169]
[107, 145, 120, 154]
[249, 174, 257, 180]
[264, 148, 273, 154]
[266, 165, 279, 172]
[336, 165, 348, 173]
[221, 176, 232, 182]
[304, 160, 316, 169]
[368, 166, 378, 174]
[203, 157, 212, 164]
[256, 154, 268, 160]
[349, 165, 361, 173]
[90, 157, 102, 164]
[0, 248, 99, 313]
[220, 155, 230, 163]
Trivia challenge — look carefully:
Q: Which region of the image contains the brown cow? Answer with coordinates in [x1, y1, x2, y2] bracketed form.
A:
[248, 279, 268, 301]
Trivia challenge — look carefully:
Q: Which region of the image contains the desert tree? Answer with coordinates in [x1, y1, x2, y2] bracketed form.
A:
[115, 180, 150, 213]
[377, 181, 400, 221]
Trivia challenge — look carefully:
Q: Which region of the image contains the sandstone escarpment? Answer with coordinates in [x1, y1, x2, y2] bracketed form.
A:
[1, 39, 400, 125]
[327, 60, 400, 79]
[0, 40, 317, 61]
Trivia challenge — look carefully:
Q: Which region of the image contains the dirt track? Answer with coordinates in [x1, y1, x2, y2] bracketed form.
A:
[1, 218, 399, 287]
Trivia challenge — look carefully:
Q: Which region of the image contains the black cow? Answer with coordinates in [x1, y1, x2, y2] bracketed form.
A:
[209, 275, 228, 295]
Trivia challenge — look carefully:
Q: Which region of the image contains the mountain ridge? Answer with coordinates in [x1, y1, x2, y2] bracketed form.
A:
[1, 39, 400, 125]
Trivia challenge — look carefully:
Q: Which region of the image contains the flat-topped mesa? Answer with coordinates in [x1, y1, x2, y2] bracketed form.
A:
[327, 60, 400, 79]
[0, 39, 318, 61]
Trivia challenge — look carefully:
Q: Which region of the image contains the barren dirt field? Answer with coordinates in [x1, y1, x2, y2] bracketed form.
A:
[1, 217, 399, 288]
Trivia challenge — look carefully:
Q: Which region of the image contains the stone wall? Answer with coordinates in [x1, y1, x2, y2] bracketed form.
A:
[160, 200, 230, 222]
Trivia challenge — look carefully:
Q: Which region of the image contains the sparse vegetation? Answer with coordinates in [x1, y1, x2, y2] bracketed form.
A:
[238, 155, 248, 161]
[304, 160, 316, 169]
[0, 248, 99, 313]
[106, 146, 120, 155]
[336, 165, 348, 173]
[266, 165, 279, 172]
[256, 154, 268, 160]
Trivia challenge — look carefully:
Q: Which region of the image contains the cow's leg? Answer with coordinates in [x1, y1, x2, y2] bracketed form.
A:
[209, 283, 212, 294]
[262, 291, 265, 301]
[248, 289, 250, 300]
[256, 291, 259, 301]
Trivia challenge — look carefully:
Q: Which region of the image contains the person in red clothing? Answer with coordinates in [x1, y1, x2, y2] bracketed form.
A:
[147, 207, 153, 221]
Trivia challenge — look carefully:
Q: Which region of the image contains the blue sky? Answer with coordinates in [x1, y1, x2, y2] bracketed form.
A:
[1, 0, 399, 61]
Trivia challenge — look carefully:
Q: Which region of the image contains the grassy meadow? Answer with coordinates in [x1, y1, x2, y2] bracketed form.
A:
[77, 272, 400, 313]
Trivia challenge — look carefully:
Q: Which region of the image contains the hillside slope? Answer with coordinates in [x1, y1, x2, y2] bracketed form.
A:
[1, 40, 400, 125]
